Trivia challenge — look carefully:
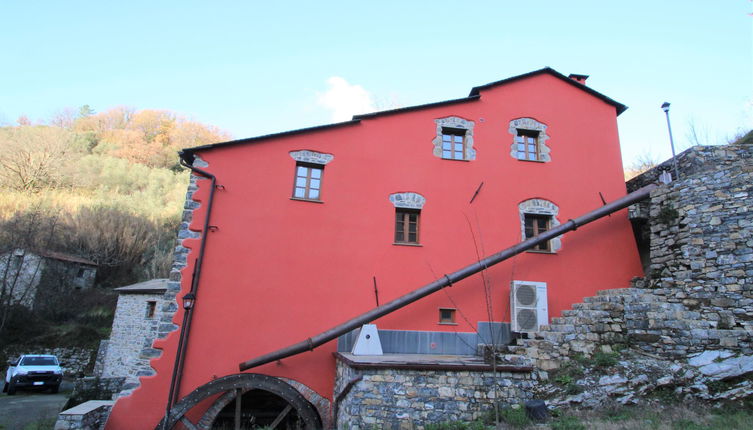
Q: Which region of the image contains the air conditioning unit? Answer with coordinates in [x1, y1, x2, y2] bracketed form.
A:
[510, 281, 548, 333]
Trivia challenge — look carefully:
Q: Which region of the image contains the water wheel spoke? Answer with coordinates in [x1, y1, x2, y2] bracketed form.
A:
[161, 374, 321, 430]
[179, 416, 199, 430]
[234, 388, 242, 430]
[269, 404, 293, 429]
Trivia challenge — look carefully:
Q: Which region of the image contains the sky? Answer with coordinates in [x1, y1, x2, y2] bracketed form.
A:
[1, 1, 751, 168]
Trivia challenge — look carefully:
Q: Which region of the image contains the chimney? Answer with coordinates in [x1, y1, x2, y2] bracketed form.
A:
[568, 73, 589, 85]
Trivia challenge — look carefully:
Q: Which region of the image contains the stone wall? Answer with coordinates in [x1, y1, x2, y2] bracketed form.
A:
[640, 144, 753, 355]
[55, 400, 114, 430]
[335, 359, 538, 429]
[4, 346, 95, 377]
[99, 292, 166, 382]
[522, 142, 753, 368]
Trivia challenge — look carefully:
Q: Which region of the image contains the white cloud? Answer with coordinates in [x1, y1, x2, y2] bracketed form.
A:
[317, 77, 375, 122]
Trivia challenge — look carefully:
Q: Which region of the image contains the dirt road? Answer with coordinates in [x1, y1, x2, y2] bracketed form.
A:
[0, 380, 73, 430]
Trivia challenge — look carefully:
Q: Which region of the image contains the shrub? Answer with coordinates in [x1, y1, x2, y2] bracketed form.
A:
[499, 405, 530, 428]
[593, 351, 619, 368]
[551, 416, 585, 430]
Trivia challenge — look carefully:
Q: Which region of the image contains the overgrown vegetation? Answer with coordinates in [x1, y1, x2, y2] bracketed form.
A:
[552, 361, 585, 395]
[592, 351, 620, 368]
[424, 400, 753, 429]
[0, 106, 229, 350]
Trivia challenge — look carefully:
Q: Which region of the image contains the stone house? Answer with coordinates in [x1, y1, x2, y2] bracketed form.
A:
[0, 248, 97, 308]
[96, 279, 168, 386]
[104, 67, 648, 429]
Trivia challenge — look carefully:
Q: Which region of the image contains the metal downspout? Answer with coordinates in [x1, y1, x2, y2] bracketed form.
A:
[239, 183, 658, 371]
[163, 155, 218, 429]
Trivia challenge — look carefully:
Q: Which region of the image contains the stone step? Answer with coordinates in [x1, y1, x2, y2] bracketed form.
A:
[596, 288, 635, 296]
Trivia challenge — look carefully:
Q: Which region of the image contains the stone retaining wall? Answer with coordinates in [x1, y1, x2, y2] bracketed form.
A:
[335, 359, 539, 429]
[55, 400, 114, 430]
[3, 347, 95, 377]
[524, 143, 753, 368]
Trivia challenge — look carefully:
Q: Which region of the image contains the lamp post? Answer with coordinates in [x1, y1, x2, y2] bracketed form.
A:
[661, 102, 680, 181]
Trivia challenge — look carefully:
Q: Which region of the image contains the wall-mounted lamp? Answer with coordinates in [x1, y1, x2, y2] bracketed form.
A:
[182, 292, 196, 310]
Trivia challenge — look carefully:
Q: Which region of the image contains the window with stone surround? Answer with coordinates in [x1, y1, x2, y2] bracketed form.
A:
[289, 150, 334, 202]
[432, 116, 475, 161]
[519, 198, 561, 252]
[509, 118, 550, 162]
[389, 192, 425, 245]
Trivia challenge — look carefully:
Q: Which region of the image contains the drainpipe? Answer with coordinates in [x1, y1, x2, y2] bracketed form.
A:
[163, 153, 218, 430]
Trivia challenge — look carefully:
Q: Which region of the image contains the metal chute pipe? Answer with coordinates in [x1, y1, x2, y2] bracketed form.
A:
[239, 184, 657, 371]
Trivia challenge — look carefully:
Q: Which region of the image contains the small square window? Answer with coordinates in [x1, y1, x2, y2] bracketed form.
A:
[394, 209, 420, 244]
[524, 214, 552, 251]
[292, 163, 324, 201]
[441, 127, 467, 160]
[439, 308, 456, 324]
[146, 301, 156, 319]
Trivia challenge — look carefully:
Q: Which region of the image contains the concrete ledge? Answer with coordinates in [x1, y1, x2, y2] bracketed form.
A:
[335, 352, 534, 372]
[55, 400, 114, 430]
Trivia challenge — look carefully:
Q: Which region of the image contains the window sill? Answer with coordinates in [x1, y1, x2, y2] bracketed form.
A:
[438, 322, 458, 326]
[516, 159, 547, 163]
[393, 242, 422, 247]
[525, 250, 556, 255]
[440, 158, 471, 162]
[290, 197, 324, 204]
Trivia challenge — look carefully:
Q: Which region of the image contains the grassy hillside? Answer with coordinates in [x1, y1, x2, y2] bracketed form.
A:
[0, 107, 229, 348]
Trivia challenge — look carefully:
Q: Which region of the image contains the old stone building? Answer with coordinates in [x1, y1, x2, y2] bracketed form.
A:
[0, 248, 97, 308]
[96, 279, 168, 393]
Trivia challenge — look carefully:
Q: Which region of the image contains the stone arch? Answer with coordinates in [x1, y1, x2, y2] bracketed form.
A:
[389, 192, 426, 209]
[289, 149, 334, 165]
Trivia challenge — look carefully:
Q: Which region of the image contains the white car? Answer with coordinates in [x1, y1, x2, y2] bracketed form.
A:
[3, 354, 63, 395]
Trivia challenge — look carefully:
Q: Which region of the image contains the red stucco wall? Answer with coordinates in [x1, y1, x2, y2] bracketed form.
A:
[106, 71, 642, 429]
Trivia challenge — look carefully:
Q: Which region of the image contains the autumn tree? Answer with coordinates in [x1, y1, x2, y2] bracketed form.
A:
[0, 126, 82, 192]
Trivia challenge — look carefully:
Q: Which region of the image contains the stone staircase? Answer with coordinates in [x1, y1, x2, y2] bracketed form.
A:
[505, 284, 694, 369]
[489, 276, 751, 371]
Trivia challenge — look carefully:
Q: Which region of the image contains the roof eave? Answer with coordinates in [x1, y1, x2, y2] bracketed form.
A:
[180, 119, 362, 163]
[469, 67, 627, 116]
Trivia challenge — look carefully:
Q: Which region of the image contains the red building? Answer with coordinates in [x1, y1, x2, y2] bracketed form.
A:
[105, 68, 642, 429]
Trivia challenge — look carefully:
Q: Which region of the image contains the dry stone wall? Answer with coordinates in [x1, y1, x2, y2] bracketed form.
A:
[516, 142, 753, 406]
[335, 359, 538, 430]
